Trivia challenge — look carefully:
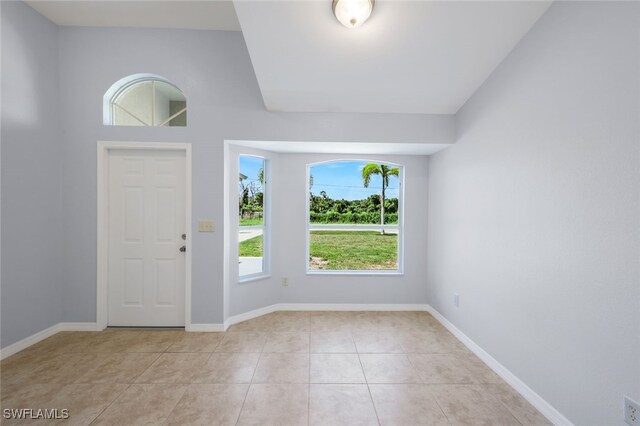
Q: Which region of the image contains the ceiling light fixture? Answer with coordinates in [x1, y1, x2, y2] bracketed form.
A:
[332, 0, 374, 29]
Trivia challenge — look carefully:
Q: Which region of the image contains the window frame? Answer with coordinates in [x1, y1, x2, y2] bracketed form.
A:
[305, 159, 404, 276]
[103, 73, 187, 127]
[238, 155, 271, 283]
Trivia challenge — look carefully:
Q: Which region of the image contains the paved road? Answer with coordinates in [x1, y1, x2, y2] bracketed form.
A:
[238, 228, 263, 242]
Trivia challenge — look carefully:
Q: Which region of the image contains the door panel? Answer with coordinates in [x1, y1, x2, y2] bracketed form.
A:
[108, 149, 186, 326]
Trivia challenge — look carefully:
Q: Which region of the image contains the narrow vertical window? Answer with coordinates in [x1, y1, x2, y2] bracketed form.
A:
[307, 160, 403, 273]
[239, 155, 269, 280]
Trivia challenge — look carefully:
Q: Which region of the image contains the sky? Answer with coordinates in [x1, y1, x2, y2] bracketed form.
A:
[310, 160, 400, 201]
[239, 157, 400, 201]
[239, 155, 264, 193]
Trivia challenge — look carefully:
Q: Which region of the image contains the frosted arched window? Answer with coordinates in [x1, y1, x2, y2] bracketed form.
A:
[104, 74, 186, 127]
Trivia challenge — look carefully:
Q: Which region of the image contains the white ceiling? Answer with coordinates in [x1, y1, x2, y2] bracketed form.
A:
[229, 140, 451, 155]
[26, 1, 240, 31]
[234, 1, 552, 114]
[26, 0, 551, 115]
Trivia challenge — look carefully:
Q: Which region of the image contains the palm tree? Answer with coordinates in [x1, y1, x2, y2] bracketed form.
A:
[362, 163, 399, 234]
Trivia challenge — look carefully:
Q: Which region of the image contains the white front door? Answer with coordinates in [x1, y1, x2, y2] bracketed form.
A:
[107, 149, 186, 326]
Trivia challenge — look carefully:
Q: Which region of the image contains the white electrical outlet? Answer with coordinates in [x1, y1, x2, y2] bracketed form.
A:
[282, 277, 289, 287]
[625, 396, 639, 426]
[453, 293, 460, 307]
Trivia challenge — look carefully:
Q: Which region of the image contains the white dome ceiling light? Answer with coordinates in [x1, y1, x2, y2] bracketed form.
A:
[332, 0, 375, 29]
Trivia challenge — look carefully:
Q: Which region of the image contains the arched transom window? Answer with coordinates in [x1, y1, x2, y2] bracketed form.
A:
[104, 74, 187, 127]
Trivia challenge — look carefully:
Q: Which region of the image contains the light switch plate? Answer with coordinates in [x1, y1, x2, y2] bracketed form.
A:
[198, 220, 214, 232]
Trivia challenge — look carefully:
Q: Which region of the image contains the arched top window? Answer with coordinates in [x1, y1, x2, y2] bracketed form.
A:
[103, 73, 187, 127]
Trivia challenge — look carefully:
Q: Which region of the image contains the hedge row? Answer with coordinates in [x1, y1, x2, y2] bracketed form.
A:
[310, 211, 398, 224]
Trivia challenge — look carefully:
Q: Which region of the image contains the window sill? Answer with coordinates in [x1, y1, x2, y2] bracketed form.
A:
[238, 274, 271, 284]
[306, 270, 404, 276]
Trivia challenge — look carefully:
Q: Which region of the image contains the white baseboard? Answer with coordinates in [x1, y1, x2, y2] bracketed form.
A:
[223, 303, 430, 330]
[0, 324, 61, 360]
[0, 322, 100, 360]
[187, 323, 225, 332]
[425, 305, 573, 426]
[224, 304, 279, 330]
[59, 322, 101, 332]
[277, 303, 429, 312]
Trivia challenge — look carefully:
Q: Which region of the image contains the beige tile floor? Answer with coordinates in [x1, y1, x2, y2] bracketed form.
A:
[0, 311, 551, 425]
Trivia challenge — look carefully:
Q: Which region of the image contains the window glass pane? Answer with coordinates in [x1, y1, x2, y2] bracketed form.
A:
[109, 78, 186, 127]
[309, 230, 398, 270]
[308, 160, 401, 272]
[239, 228, 264, 276]
[239, 155, 266, 278]
[113, 81, 153, 126]
[155, 81, 187, 127]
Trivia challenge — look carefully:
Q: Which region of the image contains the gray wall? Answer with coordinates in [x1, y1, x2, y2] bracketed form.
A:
[426, 2, 640, 424]
[1, 1, 63, 348]
[56, 26, 454, 326]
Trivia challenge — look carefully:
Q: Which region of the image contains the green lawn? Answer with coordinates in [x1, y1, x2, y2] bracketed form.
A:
[239, 231, 398, 270]
[309, 231, 397, 270]
[239, 217, 263, 226]
[239, 235, 263, 257]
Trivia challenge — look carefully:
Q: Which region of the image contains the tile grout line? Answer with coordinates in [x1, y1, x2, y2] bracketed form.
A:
[424, 383, 453, 426]
[156, 382, 190, 424]
[128, 352, 163, 385]
[404, 351, 452, 424]
[87, 383, 133, 425]
[233, 384, 252, 426]
[127, 337, 224, 420]
[479, 383, 526, 426]
[234, 335, 268, 426]
[353, 334, 382, 426]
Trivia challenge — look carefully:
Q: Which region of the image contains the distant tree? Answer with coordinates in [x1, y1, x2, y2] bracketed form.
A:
[239, 170, 264, 219]
[366, 194, 380, 213]
[239, 173, 249, 216]
[362, 163, 399, 234]
[255, 192, 264, 207]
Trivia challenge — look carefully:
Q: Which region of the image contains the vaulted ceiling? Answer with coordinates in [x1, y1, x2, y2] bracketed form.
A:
[26, 0, 551, 114]
[234, 1, 551, 113]
[26, 1, 241, 31]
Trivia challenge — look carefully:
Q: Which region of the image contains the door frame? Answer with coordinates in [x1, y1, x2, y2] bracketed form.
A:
[97, 141, 192, 331]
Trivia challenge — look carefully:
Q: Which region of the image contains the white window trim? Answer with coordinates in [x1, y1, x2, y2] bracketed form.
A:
[238, 156, 271, 283]
[305, 160, 405, 275]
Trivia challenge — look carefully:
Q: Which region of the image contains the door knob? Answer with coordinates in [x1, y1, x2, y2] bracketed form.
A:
[181, 234, 186, 240]
[179, 246, 186, 253]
